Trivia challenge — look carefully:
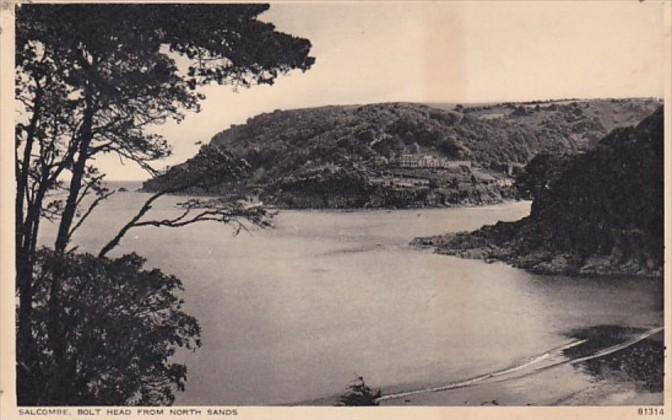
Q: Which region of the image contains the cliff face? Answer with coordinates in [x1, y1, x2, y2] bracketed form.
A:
[413, 107, 664, 277]
[143, 99, 660, 208]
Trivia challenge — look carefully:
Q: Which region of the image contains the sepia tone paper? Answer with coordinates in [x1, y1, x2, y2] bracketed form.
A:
[1, 1, 671, 419]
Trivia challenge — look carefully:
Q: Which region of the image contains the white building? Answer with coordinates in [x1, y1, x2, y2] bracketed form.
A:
[397, 154, 471, 169]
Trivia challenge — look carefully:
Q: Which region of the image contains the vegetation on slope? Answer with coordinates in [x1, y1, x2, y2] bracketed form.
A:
[143, 98, 660, 208]
[413, 106, 664, 277]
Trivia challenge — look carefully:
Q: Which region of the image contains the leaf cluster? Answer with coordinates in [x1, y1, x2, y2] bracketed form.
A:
[25, 249, 201, 405]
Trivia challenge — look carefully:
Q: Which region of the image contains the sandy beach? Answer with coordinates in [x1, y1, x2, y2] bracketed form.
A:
[300, 327, 664, 407]
[378, 328, 664, 406]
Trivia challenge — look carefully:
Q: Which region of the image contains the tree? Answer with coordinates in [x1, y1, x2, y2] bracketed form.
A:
[97, 145, 273, 258]
[514, 152, 570, 201]
[28, 249, 201, 405]
[15, 4, 314, 405]
[338, 376, 382, 406]
[437, 136, 462, 158]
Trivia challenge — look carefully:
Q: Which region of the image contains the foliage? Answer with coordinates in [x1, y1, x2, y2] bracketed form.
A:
[98, 145, 274, 258]
[437, 136, 463, 158]
[338, 376, 382, 406]
[427, 107, 664, 277]
[24, 249, 201, 405]
[514, 152, 571, 200]
[530, 106, 664, 261]
[15, 3, 314, 259]
[145, 99, 659, 198]
[15, 4, 314, 405]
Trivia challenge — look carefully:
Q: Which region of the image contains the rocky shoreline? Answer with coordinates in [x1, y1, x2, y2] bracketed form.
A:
[412, 106, 664, 279]
[411, 221, 662, 278]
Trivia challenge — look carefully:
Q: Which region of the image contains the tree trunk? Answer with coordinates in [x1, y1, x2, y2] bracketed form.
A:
[46, 96, 96, 404]
[15, 90, 44, 405]
[16, 88, 42, 259]
[54, 104, 95, 254]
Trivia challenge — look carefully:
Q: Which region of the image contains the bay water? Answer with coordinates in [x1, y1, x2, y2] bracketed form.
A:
[37, 185, 663, 405]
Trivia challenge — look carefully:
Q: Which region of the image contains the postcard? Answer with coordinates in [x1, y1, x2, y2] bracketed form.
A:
[1, 1, 670, 419]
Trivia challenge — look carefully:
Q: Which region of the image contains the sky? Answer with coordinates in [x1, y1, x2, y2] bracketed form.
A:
[99, 1, 667, 180]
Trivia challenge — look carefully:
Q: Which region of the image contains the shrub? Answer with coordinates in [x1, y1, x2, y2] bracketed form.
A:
[19, 249, 201, 405]
[338, 376, 382, 406]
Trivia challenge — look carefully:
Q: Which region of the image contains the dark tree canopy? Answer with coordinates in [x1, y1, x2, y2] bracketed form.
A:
[15, 3, 314, 405]
[15, 2, 314, 260]
[29, 249, 201, 405]
[16, 4, 314, 90]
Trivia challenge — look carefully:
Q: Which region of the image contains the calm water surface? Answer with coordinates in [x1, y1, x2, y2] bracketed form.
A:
[38, 185, 663, 405]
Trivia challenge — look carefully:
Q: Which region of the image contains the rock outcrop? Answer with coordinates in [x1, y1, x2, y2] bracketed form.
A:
[413, 107, 664, 277]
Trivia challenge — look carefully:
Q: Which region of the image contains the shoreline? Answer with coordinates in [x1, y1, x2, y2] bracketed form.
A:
[297, 327, 664, 407]
[380, 327, 664, 405]
[119, 186, 530, 213]
[411, 231, 663, 279]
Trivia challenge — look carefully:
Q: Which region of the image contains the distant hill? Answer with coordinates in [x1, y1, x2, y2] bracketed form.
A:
[142, 98, 660, 208]
[413, 106, 664, 277]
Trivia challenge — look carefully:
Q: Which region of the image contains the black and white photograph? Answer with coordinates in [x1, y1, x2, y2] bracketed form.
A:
[0, 0, 669, 417]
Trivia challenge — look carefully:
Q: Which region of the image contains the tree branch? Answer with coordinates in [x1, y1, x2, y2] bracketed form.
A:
[97, 189, 169, 258]
[98, 192, 272, 258]
[68, 190, 115, 240]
